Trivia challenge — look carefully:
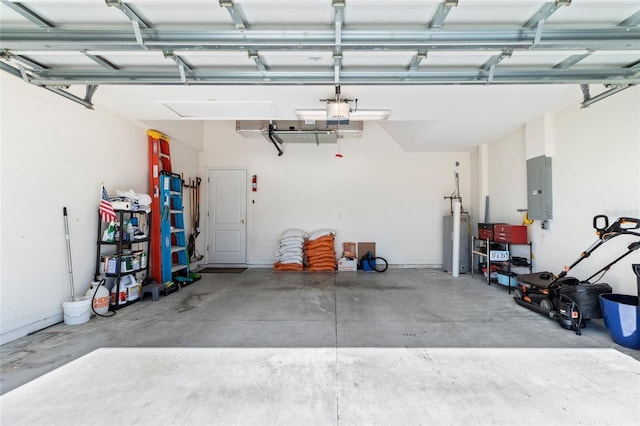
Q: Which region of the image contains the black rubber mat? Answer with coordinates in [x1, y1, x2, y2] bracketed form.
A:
[198, 267, 247, 273]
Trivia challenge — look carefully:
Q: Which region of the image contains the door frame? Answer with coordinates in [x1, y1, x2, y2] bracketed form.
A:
[205, 167, 249, 265]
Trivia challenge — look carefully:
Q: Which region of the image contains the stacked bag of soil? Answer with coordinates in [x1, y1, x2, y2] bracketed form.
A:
[304, 229, 337, 271]
[273, 228, 307, 271]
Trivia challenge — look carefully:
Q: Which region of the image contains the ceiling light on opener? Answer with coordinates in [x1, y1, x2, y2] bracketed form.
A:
[296, 109, 391, 121]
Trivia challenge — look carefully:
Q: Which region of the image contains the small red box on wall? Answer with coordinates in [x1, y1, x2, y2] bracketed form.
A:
[493, 224, 528, 244]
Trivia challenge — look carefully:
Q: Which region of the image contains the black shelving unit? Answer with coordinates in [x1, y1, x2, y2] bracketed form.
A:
[471, 236, 532, 294]
[95, 209, 151, 310]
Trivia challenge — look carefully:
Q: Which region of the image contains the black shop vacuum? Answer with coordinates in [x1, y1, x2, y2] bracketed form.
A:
[514, 215, 640, 335]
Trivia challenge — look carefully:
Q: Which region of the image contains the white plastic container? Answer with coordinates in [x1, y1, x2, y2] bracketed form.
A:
[111, 280, 127, 306]
[85, 280, 110, 316]
[124, 276, 140, 301]
[62, 296, 92, 325]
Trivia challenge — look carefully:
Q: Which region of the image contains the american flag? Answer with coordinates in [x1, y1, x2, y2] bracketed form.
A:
[100, 186, 118, 223]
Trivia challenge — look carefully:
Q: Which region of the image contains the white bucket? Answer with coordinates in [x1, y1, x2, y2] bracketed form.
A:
[62, 296, 92, 325]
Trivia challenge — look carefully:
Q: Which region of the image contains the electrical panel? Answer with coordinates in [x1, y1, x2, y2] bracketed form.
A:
[527, 155, 553, 220]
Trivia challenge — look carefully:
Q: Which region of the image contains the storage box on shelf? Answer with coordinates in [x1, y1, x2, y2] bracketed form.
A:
[95, 209, 151, 310]
[493, 224, 528, 244]
[471, 224, 532, 293]
[477, 223, 506, 241]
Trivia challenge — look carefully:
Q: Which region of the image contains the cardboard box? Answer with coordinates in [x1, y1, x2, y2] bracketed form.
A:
[357, 242, 376, 259]
[337, 258, 358, 271]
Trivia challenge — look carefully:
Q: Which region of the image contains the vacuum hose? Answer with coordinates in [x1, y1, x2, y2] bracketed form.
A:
[362, 255, 389, 273]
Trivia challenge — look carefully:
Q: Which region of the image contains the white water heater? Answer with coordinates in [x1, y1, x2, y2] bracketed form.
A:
[442, 214, 471, 273]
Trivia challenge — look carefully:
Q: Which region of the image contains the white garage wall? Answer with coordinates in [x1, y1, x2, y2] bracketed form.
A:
[200, 121, 472, 266]
[485, 126, 528, 225]
[0, 74, 200, 343]
[485, 86, 640, 295]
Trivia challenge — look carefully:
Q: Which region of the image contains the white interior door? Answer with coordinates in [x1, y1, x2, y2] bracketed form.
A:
[207, 169, 247, 264]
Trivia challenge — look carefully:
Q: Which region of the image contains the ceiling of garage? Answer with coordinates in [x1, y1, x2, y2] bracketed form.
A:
[1, 0, 638, 151]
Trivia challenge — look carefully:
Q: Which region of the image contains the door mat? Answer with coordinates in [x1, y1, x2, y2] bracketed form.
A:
[198, 267, 247, 273]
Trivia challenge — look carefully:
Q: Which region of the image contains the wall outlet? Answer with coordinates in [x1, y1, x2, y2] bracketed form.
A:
[541, 219, 550, 230]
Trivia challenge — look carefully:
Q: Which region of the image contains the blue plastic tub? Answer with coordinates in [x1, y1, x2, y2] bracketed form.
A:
[599, 294, 640, 350]
[497, 272, 519, 287]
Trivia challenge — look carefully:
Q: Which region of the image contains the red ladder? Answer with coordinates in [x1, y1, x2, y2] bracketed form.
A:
[147, 130, 172, 283]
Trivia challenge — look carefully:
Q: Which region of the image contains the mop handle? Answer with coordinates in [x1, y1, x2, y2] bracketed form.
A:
[63, 207, 75, 300]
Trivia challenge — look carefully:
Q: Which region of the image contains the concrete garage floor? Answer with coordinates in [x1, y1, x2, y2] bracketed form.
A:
[1, 269, 639, 425]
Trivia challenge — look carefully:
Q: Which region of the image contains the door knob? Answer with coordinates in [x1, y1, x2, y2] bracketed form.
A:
[241, 219, 246, 223]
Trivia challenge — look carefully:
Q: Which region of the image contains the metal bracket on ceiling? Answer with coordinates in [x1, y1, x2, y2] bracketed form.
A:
[534, 20, 545, 45]
[105, 0, 152, 47]
[580, 84, 635, 108]
[617, 10, 640, 27]
[219, 0, 249, 30]
[429, 0, 458, 29]
[0, 0, 53, 28]
[524, 0, 572, 46]
[482, 49, 512, 83]
[553, 51, 593, 69]
[248, 50, 268, 72]
[163, 50, 193, 83]
[1, 59, 95, 109]
[131, 20, 144, 46]
[523, 1, 572, 29]
[17, 63, 30, 83]
[105, 0, 152, 28]
[0, 49, 47, 71]
[481, 49, 512, 72]
[45, 86, 95, 109]
[84, 53, 119, 70]
[407, 51, 428, 71]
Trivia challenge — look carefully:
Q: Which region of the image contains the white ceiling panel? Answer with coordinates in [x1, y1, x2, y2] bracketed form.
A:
[346, 1, 438, 26]
[19, 52, 97, 68]
[133, 1, 227, 27]
[578, 51, 640, 68]
[95, 52, 175, 68]
[179, 51, 255, 68]
[12, 0, 127, 27]
[342, 51, 414, 68]
[262, 51, 334, 68]
[239, 0, 333, 26]
[161, 100, 280, 119]
[422, 51, 502, 68]
[506, 50, 587, 68]
[544, 1, 640, 26]
[442, 1, 543, 27]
